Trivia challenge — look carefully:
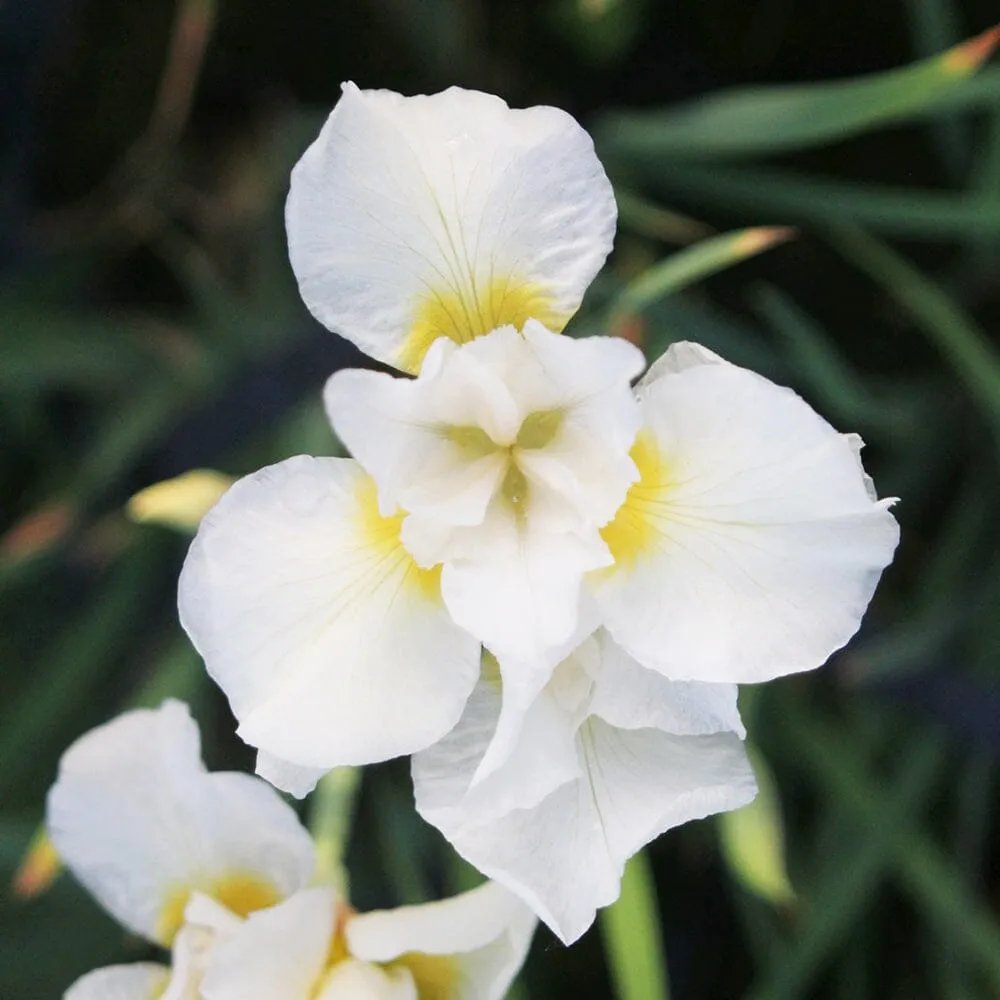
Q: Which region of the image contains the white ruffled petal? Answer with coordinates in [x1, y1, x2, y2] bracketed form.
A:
[347, 880, 528, 960]
[46, 701, 314, 947]
[324, 365, 510, 526]
[417, 717, 755, 944]
[65, 965, 169, 1000]
[286, 83, 616, 372]
[586, 631, 745, 738]
[439, 507, 610, 666]
[179, 456, 480, 768]
[414, 634, 757, 944]
[596, 344, 900, 683]
[416, 673, 580, 824]
[200, 887, 337, 1000]
[347, 882, 536, 1000]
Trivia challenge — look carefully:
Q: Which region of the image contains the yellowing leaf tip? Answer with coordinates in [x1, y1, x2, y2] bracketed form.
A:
[733, 226, 797, 259]
[942, 25, 1000, 77]
[11, 829, 62, 901]
[127, 469, 234, 532]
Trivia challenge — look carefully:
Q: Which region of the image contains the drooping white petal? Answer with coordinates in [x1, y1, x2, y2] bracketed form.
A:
[438, 505, 611, 666]
[417, 718, 755, 944]
[255, 751, 328, 800]
[347, 881, 536, 1000]
[46, 701, 315, 947]
[200, 886, 338, 1000]
[586, 630, 745, 738]
[414, 634, 757, 944]
[65, 964, 169, 1000]
[286, 83, 617, 373]
[416, 674, 580, 824]
[595, 342, 900, 684]
[179, 456, 480, 768]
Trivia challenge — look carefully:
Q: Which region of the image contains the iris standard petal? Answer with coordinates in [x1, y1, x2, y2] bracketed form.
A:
[286, 83, 616, 372]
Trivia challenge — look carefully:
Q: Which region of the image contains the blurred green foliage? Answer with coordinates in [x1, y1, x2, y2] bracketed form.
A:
[3, 0, 1000, 997]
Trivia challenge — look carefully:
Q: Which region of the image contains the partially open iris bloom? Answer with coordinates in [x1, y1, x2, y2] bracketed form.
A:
[51, 701, 535, 999]
[178, 84, 899, 941]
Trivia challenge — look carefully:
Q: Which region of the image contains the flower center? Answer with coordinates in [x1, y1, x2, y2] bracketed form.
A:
[445, 410, 564, 519]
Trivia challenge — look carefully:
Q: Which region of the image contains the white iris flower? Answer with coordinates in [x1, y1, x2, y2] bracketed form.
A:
[177, 79, 898, 928]
[51, 701, 536, 999]
[49, 700, 315, 998]
[199, 882, 535, 1000]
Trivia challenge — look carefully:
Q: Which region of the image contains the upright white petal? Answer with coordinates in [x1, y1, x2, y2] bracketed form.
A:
[325, 323, 642, 664]
[413, 633, 756, 944]
[65, 964, 169, 1000]
[179, 456, 480, 768]
[347, 881, 536, 1000]
[200, 887, 337, 1000]
[46, 701, 315, 947]
[287, 83, 616, 372]
[595, 342, 900, 683]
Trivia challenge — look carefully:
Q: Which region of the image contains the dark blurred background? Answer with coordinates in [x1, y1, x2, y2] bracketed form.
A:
[3, 1, 1000, 997]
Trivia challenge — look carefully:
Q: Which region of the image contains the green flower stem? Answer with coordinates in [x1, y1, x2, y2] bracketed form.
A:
[599, 851, 670, 1000]
[310, 766, 361, 894]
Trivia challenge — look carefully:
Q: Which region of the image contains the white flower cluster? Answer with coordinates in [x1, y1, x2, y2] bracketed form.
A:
[173, 83, 899, 946]
[50, 702, 535, 999]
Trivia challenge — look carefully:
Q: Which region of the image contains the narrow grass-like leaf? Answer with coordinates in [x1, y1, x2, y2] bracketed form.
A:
[752, 284, 889, 430]
[10, 829, 60, 901]
[596, 27, 999, 159]
[599, 851, 670, 1000]
[827, 225, 1000, 440]
[631, 161, 1000, 241]
[782, 709, 1000, 992]
[608, 227, 793, 338]
[615, 190, 713, 244]
[746, 733, 945, 1000]
[0, 543, 162, 791]
[126, 469, 234, 533]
